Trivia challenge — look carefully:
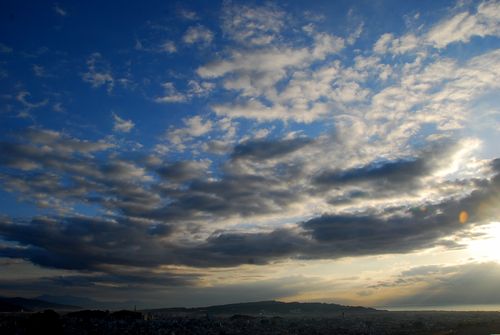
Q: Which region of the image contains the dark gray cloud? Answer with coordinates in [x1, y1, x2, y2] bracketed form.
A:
[0, 128, 304, 221]
[312, 143, 456, 196]
[0, 216, 176, 270]
[301, 160, 500, 258]
[180, 229, 306, 267]
[0, 157, 499, 271]
[314, 158, 427, 187]
[231, 137, 313, 160]
[157, 160, 208, 182]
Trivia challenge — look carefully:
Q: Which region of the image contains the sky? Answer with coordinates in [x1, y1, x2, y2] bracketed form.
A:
[0, 0, 499, 309]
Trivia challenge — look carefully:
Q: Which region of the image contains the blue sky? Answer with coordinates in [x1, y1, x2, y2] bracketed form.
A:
[0, 0, 500, 308]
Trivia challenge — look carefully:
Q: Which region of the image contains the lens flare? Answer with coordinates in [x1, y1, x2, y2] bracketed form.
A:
[459, 211, 469, 224]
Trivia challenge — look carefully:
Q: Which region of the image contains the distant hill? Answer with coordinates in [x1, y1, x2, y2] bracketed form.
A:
[144, 300, 381, 316]
[36, 294, 140, 310]
[0, 296, 80, 312]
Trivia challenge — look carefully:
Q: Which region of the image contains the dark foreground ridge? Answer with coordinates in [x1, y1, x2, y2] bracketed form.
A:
[2, 306, 500, 334]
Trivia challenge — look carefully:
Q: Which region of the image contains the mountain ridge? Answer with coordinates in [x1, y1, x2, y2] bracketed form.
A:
[0, 296, 80, 312]
[144, 300, 381, 315]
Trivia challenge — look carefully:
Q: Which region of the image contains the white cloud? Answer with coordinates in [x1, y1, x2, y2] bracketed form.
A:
[201, 139, 232, 155]
[178, 8, 198, 21]
[161, 40, 177, 53]
[347, 22, 364, 45]
[33, 65, 46, 77]
[155, 80, 214, 104]
[183, 25, 214, 45]
[221, 2, 285, 46]
[181, 115, 212, 137]
[198, 47, 310, 79]
[112, 113, 135, 133]
[155, 82, 186, 103]
[53, 3, 67, 17]
[374, 1, 500, 54]
[427, 1, 500, 48]
[365, 48, 500, 153]
[0, 42, 13, 53]
[373, 32, 420, 54]
[53, 102, 64, 113]
[390, 33, 420, 54]
[373, 33, 393, 54]
[310, 31, 345, 59]
[187, 80, 214, 96]
[212, 99, 331, 123]
[16, 91, 48, 110]
[82, 53, 114, 92]
[134, 39, 143, 50]
[196, 21, 348, 123]
[166, 116, 213, 150]
[253, 128, 271, 139]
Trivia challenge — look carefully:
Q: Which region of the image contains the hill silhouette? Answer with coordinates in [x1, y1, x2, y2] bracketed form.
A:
[36, 294, 140, 310]
[145, 300, 380, 316]
[0, 296, 80, 312]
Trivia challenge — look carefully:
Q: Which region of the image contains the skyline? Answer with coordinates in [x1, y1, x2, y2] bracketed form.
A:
[0, 0, 500, 309]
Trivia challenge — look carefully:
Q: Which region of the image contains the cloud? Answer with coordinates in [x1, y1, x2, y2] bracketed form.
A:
[155, 81, 214, 104]
[16, 91, 48, 110]
[53, 3, 67, 17]
[197, 47, 310, 79]
[307, 28, 346, 59]
[363, 48, 500, 153]
[314, 158, 428, 189]
[380, 262, 500, 306]
[426, 1, 500, 48]
[165, 115, 213, 149]
[53, 102, 64, 113]
[0, 43, 13, 53]
[221, 2, 285, 46]
[311, 142, 460, 196]
[32, 65, 47, 77]
[301, 161, 500, 258]
[161, 40, 177, 53]
[373, 33, 393, 54]
[373, 1, 500, 54]
[0, 216, 176, 271]
[157, 160, 210, 182]
[0, 128, 118, 209]
[82, 53, 114, 92]
[231, 137, 314, 161]
[178, 8, 198, 21]
[155, 82, 186, 103]
[196, 23, 352, 122]
[112, 113, 135, 133]
[183, 25, 214, 45]
[0, 125, 498, 274]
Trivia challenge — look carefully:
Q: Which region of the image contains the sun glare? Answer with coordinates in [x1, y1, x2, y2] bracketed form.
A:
[467, 222, 500, 262]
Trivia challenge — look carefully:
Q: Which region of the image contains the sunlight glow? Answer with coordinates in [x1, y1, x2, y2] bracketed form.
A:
[467, 222, 500, 262]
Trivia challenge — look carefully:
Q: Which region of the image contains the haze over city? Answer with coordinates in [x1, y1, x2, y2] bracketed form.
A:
[0, 0, 499, 310]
